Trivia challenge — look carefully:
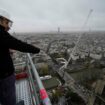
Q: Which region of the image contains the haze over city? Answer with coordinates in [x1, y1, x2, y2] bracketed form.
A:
[1, 0, 105, 105]
[0, 0, 105, 32]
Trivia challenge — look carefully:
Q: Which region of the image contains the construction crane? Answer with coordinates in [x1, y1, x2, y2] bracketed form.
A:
[54, 9, 94, 103]
[63, 9, 93, 69]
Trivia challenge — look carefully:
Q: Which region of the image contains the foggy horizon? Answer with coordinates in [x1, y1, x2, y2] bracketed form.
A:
[0, 0, 105, 32]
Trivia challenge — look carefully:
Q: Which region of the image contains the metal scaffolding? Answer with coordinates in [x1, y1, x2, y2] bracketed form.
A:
[15, 53, 52, 105]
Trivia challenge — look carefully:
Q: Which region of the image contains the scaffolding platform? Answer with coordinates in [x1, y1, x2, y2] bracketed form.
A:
[16, 79, 32, 105]
[15, 53, 52, 105]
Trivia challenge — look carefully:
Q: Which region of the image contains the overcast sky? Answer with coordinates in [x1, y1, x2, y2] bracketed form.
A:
[0, 0, 105, 32]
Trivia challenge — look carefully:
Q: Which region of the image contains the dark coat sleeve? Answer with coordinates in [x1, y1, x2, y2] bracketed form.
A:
[3, 32, 40, 53]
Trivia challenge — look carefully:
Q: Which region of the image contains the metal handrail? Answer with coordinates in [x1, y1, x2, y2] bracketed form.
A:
[27, 63, 40, 105]
[27, 53, 52, 105]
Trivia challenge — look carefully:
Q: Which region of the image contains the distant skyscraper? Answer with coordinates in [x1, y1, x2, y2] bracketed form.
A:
[58, 27, 60, 33]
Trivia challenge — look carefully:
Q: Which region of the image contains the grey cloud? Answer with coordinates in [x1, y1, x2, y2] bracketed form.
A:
[0, 0, 105, 32]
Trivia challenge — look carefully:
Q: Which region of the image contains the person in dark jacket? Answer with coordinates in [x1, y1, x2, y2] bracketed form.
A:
[0, 9, 40, 105]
